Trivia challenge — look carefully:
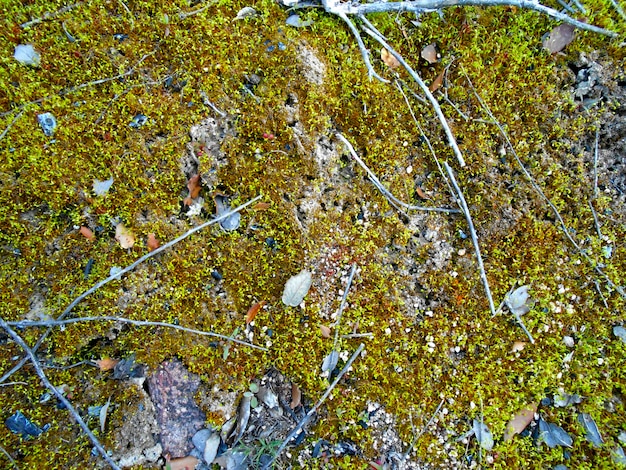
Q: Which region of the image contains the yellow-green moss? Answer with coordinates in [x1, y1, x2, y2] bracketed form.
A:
[0, 0, 625, 467]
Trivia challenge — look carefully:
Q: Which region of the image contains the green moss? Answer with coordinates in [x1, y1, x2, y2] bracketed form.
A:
[0, 0, 625, 467]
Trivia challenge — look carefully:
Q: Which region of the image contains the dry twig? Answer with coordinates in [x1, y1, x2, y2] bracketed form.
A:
[260, 343, 366, 470]
[0, 317, 121, 470]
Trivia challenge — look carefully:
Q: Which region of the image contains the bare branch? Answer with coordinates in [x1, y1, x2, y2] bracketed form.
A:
[0, 318, 121, 470]
[336, 133, 461, 213]
[0, 195, 262, 384]
[321, 0, 616, 36]
[359, 19, 467, 167]
[461, 68, 626, 300]
[9, 316, 267, 351]
[443, 161, 497, 316]
[20, 3, 82, 29]
[260, 343, 366, 470]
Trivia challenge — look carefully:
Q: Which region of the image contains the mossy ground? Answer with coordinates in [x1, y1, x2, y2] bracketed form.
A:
[0, 0, 625, 468]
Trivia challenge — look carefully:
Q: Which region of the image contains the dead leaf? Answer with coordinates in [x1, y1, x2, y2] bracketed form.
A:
[415, 186, 430, 200]
[381, 47, 400, 69]
[429, 70, 444, 92]
[504, 403, 537, 440]
[421, 43, 440, 64]
[187, 174, 201, 199]
[290, 382, 302, 409]
[79, 226, 96, 241]
[510, 341, 526, 353]
[95, 357, 119, 371]
[543, 23, 575, 53]
[320, 324, 332, 338]
[147, 233, 160, 252]
[115, 223, 135, 249]
[253, 202, 271, 211]
[100, 396, 111, 433]
[183, 196, 193, 207]
[245, 300, 266, 324]
[167, 456, 199, 470]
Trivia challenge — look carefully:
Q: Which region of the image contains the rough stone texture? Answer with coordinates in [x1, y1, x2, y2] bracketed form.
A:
[148, 359, 206, 458]
[111, 380, 162, 468]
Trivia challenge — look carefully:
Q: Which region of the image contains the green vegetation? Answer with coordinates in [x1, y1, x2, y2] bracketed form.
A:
[0, 0, 624, 468]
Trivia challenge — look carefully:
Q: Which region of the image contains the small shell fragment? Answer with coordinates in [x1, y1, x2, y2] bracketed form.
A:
[421, 43, 440, 64]
[37, 113, 57, 136]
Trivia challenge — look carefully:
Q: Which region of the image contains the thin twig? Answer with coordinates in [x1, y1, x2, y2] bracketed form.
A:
[332, 264, 358, 349]
[20, 3, 82, 28]
[321, 0, 616, 36]
[609, 0, 626, 20]
[335, 12, 389, 83]
[0, 110, 24, 142]
[179, 0, 217, 19]
[1, 52, 156, 117]
[0, 444, 19, 470]
[359, 17, 466, 167]
[593, 126, 599, 199]
[260, 343, 366, 470]
[443, 161, 497, 316]
[402, 398, 445, 460]
[340, 332, 373, 338]
[0, 195, 262, 384]
[9, 317, 267, 351]
[461, 68, 626, 300]
[589, 201, 602, 238]
[116, 0, 135, 28]
[0, 318, 121, 470]
[394, 80, 457, 201]
[336, 133, 460, 214]
[593, 279, 609, 309]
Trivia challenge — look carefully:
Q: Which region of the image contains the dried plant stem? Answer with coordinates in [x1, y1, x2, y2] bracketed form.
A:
[9, 317, 267, 351]
[443, 162, 497, 316]
[261, 343, 366, 470]
[20, 2, 82, 28]
[336, 133, 460, 214]
[0, 195, 262, 384]
[332, 264, 358, 349]
[0, 318, 121, 470]
[320, 0, 616, 36]
[402, 398, 445, 460]
[462, 69, 626, 300]
[359, 18, 466, 167]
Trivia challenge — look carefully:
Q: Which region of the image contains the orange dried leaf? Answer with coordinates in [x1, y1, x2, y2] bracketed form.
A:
[415, 186, 430, 200]
[421, 43, 440, 64]
[183, 196, 193, 207]
[320, 325, 332, 338]
[290, 382, 302, 409]
[168, 456, 199, 470]
[429, 70, 444, 92]
[95, 358, 119, 371]
[245, 300, 266, 324]
[504, 403, 537, 441]
[380, 47, 400, 69]
[147, 233, 160, 252]
[187, 174, 201, 199]
[79, 226, 96, 241]
[253, 202, 271, 211]
[115, 223, 135, 249]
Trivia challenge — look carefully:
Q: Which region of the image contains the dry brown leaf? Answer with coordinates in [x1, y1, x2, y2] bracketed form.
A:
[187, 174, 201, 199]
[183, 196, 193, 207]
[167, 456, 199, 470]
[79, 226, 96, 241]
[95, 358, 119, 371]
[147, 233, 160, 252]
[115, 223, 135, 249]
[290, 382, 302, 409]
[415, 186, 430, 200]
[429, 70, 444, 92]
[320, 324, 332, 338]
[381, 47, 400, 69]
[510, 341, 526, 353]
[504, 403, 537, 440]
[245, 300, 266, 324]
[543, 23, 575, 53]
[421, 43, 440, 64]
[253, 202, 271, 211]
